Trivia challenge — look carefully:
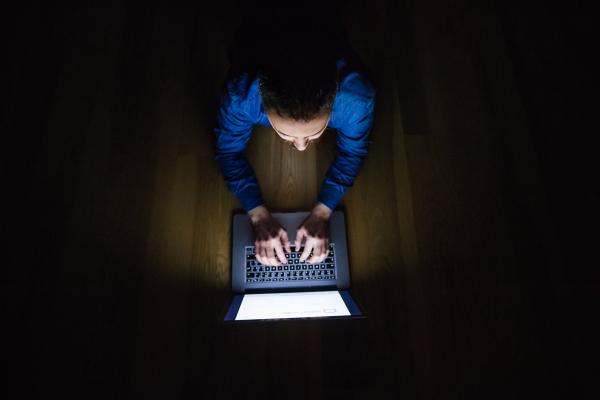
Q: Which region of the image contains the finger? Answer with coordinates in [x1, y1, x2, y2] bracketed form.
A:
[274, 241, 287, 264]
[310, 245, 320, 264]
[294, 228, 305, 250]
[254, 243, 260, 265]
[255, 252, 261, 266]
[307, 242, 318, 263]
[320, 241, 329, 262]
[299, 240, 313, 262]
[258, 245, 267, 265]
[280, 230, 291, 253]
[315, 240, 327, 262]
[267, 243, 279, 266]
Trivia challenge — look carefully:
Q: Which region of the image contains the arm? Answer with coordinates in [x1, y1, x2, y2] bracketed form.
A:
[317, 98, 375, 211]
[213, 82, 265, 213]
[297, 99, 375, 264]
[214, 81, 291, 266]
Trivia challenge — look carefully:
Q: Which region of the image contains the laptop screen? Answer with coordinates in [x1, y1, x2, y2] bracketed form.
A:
[221, 290, 364, 322]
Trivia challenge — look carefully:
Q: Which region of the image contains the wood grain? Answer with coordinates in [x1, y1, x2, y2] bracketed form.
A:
[1, 0, 596, 398]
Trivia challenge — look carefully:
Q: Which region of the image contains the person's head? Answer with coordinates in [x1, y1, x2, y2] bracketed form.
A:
[257, 18, 339, 151]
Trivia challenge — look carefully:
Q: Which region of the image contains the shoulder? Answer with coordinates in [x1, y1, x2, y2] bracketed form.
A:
[222, 66, 259, 107]
[336, 56, 377, 107]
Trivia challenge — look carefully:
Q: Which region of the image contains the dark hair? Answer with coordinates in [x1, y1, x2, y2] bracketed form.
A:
[257, 18, 340, 123]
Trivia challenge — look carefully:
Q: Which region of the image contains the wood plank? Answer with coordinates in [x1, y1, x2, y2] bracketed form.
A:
[1, 0, 593, 398]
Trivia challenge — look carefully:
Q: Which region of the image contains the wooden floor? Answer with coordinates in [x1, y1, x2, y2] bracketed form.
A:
[2, 0, 598, 398]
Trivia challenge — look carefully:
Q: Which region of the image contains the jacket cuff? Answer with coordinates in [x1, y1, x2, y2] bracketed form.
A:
[317, 183, 343, 212]
[238, 186, 265, 213]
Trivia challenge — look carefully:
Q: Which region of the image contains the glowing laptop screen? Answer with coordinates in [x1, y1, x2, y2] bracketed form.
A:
[234, 291, 352, 321]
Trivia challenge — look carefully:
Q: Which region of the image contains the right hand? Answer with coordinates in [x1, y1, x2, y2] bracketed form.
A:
[248, 205, 291, 266]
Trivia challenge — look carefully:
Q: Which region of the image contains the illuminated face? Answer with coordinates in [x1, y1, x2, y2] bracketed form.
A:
[259, 85, 333, 151]
[265, 110, 331, 151]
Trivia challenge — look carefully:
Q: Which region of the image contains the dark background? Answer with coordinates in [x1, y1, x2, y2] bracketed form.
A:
[1, 0, 599, 398]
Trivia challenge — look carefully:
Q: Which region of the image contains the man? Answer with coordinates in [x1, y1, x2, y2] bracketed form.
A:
[214, 6, 376, 269]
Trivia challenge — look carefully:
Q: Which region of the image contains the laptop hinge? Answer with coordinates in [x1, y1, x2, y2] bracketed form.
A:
[245, 285, 338, 294]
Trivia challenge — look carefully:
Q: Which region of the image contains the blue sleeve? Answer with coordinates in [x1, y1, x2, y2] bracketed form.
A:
[317, 99, 375, 211]
[214, 81, 265, 213]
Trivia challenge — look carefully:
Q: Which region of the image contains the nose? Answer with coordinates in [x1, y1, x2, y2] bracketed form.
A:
[294, 138, 309, 151]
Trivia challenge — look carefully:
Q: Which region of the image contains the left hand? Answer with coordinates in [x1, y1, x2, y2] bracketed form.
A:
[295, 203, 332, 264]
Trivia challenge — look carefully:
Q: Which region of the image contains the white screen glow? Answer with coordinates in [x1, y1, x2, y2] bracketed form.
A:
[235, 291, 351, 320]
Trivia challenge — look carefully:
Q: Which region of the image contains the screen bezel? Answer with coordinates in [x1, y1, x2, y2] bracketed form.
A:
[217, 289, 367, 323]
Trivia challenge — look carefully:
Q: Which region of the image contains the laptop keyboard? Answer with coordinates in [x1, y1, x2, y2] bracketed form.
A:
[245, 244, 336, 283]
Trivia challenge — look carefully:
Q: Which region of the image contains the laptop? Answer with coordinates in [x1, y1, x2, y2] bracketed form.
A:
[219, 210, 366, 322]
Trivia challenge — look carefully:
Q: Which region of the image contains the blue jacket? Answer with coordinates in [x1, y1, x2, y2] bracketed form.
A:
[214, 55, 377, 213]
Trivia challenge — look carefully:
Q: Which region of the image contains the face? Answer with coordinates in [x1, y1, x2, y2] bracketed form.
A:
[266, 111, 330, 151]
[260, 87, 332, 151]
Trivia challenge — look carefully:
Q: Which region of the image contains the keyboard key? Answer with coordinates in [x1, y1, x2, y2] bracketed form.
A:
[326, 264, 335, 269]
[246, 273, 255, 278]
